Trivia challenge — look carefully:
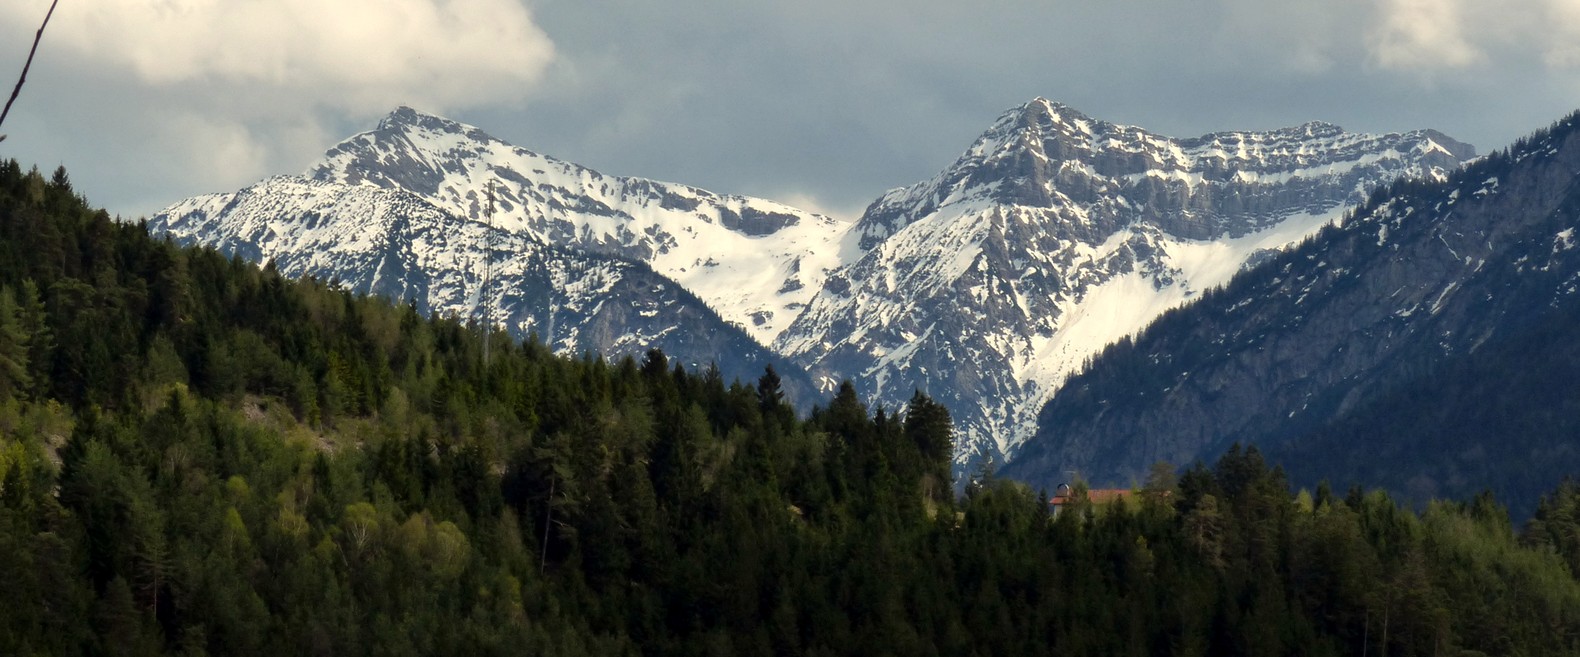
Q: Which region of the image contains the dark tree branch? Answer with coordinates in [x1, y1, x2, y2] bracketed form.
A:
[0, 0, 62, 141]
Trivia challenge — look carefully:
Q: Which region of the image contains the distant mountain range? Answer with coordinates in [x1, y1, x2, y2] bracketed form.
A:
[149, 99, 1474, 476]
[1006, 112, 1580, 517]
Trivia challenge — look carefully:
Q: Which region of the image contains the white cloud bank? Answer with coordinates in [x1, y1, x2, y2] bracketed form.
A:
[1361, 0, 1580, 74]
[37, 0, 556, 112]
[1542, 0, 1580, 69]
[0, 0, 555, 214]
[1368, 0, 1484, 71]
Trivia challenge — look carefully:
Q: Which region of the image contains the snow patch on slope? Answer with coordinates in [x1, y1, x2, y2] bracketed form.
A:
[1017, 206, 1345, 417]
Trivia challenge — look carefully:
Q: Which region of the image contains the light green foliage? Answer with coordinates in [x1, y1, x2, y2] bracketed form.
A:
[0, 286, 31, 399]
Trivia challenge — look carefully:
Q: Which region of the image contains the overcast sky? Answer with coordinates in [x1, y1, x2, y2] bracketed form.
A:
[2, 0, 1579, 220]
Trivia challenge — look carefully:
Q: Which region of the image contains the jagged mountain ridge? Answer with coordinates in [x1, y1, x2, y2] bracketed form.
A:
[150, 175, 821, 404]
[1004, 110, 1580, 513]
[151, 100, 1472, 474]
[307, 107, 860, 346]
[777, 98, 1473, 471]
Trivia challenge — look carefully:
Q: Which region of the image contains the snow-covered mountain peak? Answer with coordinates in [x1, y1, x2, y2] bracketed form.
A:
[306, 107, 859, 346]
[997, 96, 1095, 134]
[855, 100, 1474, 253]
[780, 99, 1476, 473]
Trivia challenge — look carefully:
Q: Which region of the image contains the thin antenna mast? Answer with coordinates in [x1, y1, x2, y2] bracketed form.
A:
[482, 182, 495, 366]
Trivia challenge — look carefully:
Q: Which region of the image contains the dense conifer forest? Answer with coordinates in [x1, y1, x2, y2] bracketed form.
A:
[2, 159, 1580, 655]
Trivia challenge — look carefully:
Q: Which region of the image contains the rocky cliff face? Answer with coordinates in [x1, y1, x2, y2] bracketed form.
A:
[1006, 111, 1580, 509]
[777, 98, 1472, 472]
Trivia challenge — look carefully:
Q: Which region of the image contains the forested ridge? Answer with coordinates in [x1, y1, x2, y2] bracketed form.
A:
[2, 159, 1580, 656]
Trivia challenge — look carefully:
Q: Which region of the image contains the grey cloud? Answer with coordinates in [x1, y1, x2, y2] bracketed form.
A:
[465, 0, 1580, 220]
[5, 0, 1580, 218]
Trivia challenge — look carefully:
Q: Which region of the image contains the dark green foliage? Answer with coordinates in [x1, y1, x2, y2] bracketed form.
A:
[0, 161, 1578, 655]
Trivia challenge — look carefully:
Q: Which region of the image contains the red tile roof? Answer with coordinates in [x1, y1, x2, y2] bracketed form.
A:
[1050, 489, 1136, 506]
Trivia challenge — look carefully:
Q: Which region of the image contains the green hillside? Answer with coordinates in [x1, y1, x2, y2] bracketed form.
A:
[1, 160, 1578, 656]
